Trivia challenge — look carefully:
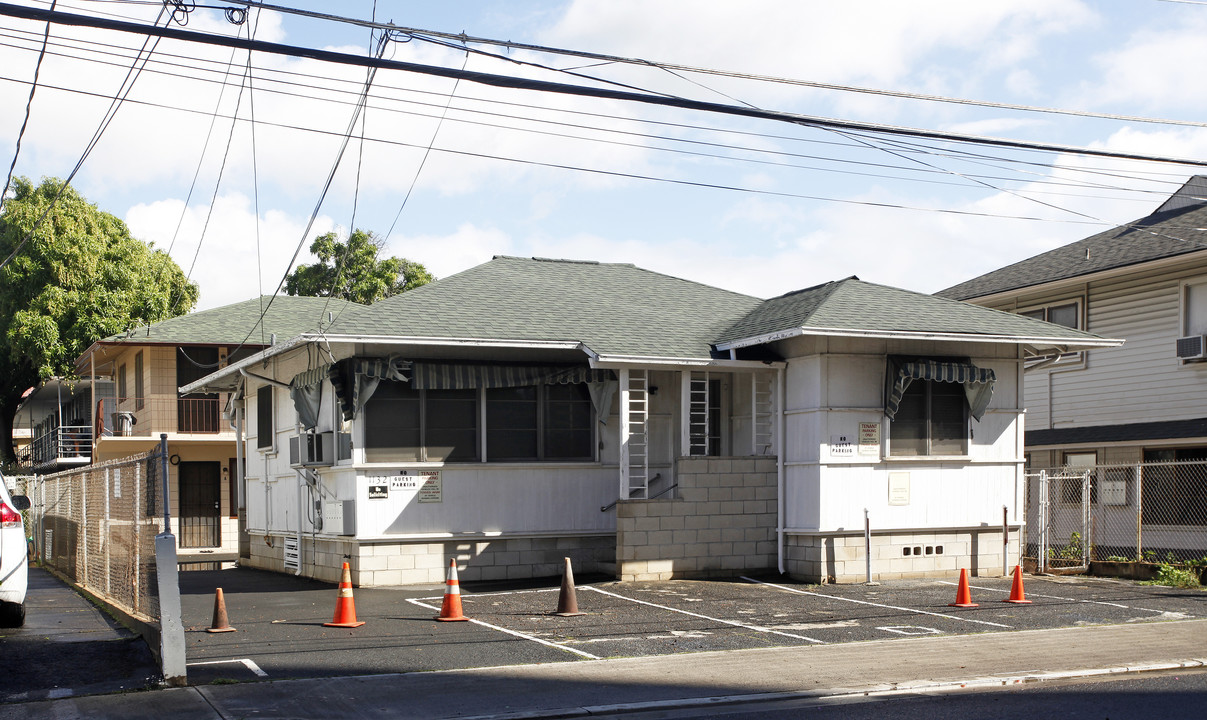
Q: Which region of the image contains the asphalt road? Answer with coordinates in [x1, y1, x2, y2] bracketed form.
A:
[176, 566, 1206, 685]
[585, 667, 1207, 719]
[4, 564, 1204, 702]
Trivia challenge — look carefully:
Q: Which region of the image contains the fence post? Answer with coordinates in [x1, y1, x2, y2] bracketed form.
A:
[1038, 470, 1048, 573]
[1002, 505, 1009, 575]
[1134, 463, 1143, 561]
[154, 434, 187, 686]
[864, 508, 872, 584]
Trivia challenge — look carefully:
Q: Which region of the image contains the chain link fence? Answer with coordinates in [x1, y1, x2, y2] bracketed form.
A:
[1024, 461, 1207, 571]
[13, 450, 165, 622]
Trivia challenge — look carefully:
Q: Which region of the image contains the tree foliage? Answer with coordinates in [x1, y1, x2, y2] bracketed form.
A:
[0, 176, 198, 463]
[285, 229, 432, 305]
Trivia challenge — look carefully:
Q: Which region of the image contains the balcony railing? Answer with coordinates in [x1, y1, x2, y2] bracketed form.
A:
[24, 425, 92, 469]
[106, 396, 230, 436]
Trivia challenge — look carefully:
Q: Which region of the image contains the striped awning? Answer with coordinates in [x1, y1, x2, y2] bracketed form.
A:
[886, 359, 996, 421]
[290, 364, 332, 391]
[328, 356, 412, 422]
[410, 363, 615, 390]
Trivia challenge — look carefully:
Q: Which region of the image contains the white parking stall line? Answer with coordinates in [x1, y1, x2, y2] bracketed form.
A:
[187, 658, 268, 677]
[583, 585, 827, 644]
[742, 577, 1012, 629]
[939, 580, 1143, 610]
[405, 598, 601, 660]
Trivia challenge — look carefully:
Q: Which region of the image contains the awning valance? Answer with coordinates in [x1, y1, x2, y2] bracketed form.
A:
[410, 362, 615, 390]
[329, 356, 412, 422]
[289, 364, 331, 431]
[885, 358, 996, 422]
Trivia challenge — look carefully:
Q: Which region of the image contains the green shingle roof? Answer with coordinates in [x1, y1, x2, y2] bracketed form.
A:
[321, 257, 1106, 360]
[717, 277, 1107, 345]
[326, 256, 765, 360]
[97, 295, 361, 347]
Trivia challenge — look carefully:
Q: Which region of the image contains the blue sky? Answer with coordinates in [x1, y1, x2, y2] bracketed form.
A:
[4, 1, 1207, 310]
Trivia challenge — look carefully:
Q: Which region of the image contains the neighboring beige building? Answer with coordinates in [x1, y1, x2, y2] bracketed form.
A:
[16, 296, 357, 563]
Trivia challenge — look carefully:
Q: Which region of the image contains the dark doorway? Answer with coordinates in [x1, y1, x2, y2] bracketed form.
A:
[179, 461, 221, 547]
[177, 347, 220, 432]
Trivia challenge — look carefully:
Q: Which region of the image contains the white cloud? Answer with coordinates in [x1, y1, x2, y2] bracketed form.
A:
[1088, 13, 1207, 114]
[125, 193, 336, 310]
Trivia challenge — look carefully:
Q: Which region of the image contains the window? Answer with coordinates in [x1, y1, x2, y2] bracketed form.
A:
[365, 383, 479, 462]
[1062, 452, 1097, 504]
[117, 363, 127, 404]
[889, 379, 967, 456]
[365, 381, 593, 463]
[134, 351, 145, 410]
[1020, 301, 1082, 363]
[543, 383, 593, 459]
[256, 385, 273, 450]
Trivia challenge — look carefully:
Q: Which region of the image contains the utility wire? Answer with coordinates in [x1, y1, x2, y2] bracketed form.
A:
[0, 25, 1193, 198]
[0, 2, 167, 273]
[0, 0, 55, 216]
[6, 3, 1207, 171]
[214, 0, 1207, 132]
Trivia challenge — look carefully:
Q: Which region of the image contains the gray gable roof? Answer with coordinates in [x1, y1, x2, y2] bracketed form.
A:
[938, 176, 1207, 301]
[97, 295, 361, 347]
[717, 277, 1106, 347]
[325, 256, 765, 360]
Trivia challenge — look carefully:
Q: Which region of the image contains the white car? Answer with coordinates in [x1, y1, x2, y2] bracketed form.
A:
[0, 472, 30, 627]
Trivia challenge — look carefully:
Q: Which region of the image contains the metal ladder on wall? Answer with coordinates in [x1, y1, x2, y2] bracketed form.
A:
[626, 369, 650, 499]
[688, 371, 710, 456]
[752, 372, 774, 455]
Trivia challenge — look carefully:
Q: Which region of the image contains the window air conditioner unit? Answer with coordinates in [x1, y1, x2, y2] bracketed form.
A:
[289, 431, 334, 467]
[1176, 335, 1207, 360]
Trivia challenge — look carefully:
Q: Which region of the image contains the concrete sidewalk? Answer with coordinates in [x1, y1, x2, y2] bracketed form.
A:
[6, 617, 1205, 719]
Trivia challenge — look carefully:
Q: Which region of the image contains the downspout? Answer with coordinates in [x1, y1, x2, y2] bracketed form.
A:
[296, 473, 304, 576]
[234, 379, 246, 562]
[777, 364, 786, 575]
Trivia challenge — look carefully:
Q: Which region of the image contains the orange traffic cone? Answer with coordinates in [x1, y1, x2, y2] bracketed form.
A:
[206, 587, 236, 633]
[949, 568, 979, 608]
[553, 557, 585, 617]
[324, 562, 366, 628]
[1002, 565, 1032, 604]
[435, 559, 468, 622]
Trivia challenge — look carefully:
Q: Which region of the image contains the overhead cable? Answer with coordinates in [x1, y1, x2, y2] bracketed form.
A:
[5, 3, 1207, 171]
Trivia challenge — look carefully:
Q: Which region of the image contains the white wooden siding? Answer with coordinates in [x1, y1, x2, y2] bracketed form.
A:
[995, 258, 1207, 429]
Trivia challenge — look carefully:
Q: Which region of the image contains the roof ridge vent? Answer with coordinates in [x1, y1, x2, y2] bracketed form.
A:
[1154, 175, 1207, 215]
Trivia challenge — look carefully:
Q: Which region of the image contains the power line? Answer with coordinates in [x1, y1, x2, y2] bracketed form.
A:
[214, 0, 1207, 132]
[6, 3, 1207, 171]
[0, 1, 167, 273]
[0, 23, 1193, 201]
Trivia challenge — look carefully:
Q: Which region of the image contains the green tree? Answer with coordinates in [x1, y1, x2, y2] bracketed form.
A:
[0, 176, 198, 464]
[285, 229, 432, 305]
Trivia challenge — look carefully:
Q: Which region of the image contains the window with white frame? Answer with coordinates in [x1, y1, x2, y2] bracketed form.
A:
[888, 378, 968, 456]
[1020, 300, 1082, 363]
[364, 380, 593, 463]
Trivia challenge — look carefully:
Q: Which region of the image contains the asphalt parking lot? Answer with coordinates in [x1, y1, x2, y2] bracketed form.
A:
[177, 567, 1207, 686]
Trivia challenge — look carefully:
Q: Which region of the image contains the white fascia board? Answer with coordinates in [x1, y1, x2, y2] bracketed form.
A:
[178, 333, 593, 394]
[335, 334, 585, 351]
[179, 333, 314, 394]
[590, 354, 784, 370]
[714, 326, 1123, 353]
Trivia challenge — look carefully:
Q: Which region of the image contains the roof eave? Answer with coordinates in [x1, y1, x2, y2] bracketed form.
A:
[950, 247, 1207, 304]
[715, 326, 1123, 354]
[178, 334, 597, 394]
